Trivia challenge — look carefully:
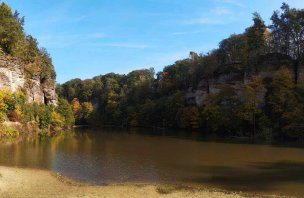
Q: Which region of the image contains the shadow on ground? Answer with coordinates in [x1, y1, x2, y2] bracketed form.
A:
[178, 161, 304, 195]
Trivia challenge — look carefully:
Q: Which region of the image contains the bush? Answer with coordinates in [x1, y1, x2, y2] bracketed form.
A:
[156, 186, 176, 194]
[0, 126, 19, 138]
[7, 110, 20, 122]
[0, 112, 6, 123]
[51, 111, 65, 128]
[39, 106, 52, 129]
[0, 89, 14, 113]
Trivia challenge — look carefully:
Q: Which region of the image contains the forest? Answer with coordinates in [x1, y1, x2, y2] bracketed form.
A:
[57, 3, 304, 141]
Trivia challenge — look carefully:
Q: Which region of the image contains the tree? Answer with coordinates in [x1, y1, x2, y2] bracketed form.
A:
[0, 2, 25, 55]
[270, 3, 304, 83]
[179, 106, 200, 129]
[53, 4, 304, 140]
[56, 98, 75, 127]
[237, 75, 264, 138]
[266, 68, 300, 139]
[245, 12, 267, 71]
[219, 33, 247, 65]
[200, 86, 241, 136]
[200, 102, 222, 132]
[71, 98, 81, 120]
[40, 48, 56, 81]
[267, 68, 294, 115]
[195, 50, 220, 94]
[81, 102, 93, 124]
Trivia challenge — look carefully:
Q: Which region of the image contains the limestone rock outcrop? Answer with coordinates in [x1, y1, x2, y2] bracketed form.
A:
[186, 54, 298, 106]
[0, 53, 57, 105]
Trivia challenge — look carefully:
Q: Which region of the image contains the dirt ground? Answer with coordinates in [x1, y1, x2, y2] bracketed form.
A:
[0, 166, 281, 198]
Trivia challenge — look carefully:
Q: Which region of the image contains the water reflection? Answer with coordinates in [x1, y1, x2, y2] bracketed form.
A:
[0, 128, 304, 196]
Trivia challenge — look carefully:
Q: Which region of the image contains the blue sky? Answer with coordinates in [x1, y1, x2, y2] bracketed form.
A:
[3, 0, 304, 83]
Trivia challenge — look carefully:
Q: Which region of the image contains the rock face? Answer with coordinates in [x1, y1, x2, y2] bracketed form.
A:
[186, 71, 247, 106]
[0, 53, 57, 105]
[186, 54, 298, 106]
[0, 56, 25, 92]
[42, 79, 58, 106]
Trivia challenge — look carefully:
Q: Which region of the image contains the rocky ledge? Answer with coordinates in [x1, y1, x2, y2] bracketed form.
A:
[0, 53, 57, 106]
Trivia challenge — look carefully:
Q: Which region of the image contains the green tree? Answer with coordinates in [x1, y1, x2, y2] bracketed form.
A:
[81, 102, 93, 124]
[56, 98, 75, 127]
[0, 2, 25, 55]
[237, 75, 264, 138]
[270, 3, 304, 83]
[266, 68, 303, 139]
[245, 12, 267, 71]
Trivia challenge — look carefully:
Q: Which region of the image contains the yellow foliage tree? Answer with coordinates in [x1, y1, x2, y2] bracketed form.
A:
[0, 89, 13, 112]
[71, 98, 81, 119]
[81, 102, 93, 121]
[51, 111, 65, 128]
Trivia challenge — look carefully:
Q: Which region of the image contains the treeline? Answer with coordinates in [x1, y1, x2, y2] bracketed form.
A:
[0, 2, 74, 137]
[57, 3, 304, 141]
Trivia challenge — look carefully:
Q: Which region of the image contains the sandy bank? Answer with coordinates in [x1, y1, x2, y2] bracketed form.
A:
[0, 166, 280, 198]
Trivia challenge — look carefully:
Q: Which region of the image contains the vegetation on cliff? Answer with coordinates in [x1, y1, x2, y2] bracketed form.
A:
[0, 2, 55, 81]
[58, 3, 304, 141]
[0, 2, 74, 137]
[0, 88, 74, 138]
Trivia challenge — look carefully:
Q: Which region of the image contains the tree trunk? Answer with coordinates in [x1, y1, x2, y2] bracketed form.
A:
[294, 59, 299, 84]
[253, 113, 256, 139]
[206, 79, 210, 94]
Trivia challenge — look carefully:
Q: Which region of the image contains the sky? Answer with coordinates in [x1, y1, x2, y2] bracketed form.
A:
[3, 0, 304, 83]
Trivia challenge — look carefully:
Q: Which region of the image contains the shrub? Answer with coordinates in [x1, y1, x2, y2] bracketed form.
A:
[39, 106, 52, 129]
[51, 111, 65, 128]
[0, 126, 19, 138]
[156, 186, 176, 194]
[0, 112, 6, 123]
[0, 89, 14, 113]
[7, 110, 19, 122]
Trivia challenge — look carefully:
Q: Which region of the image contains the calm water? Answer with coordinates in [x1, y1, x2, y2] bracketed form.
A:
[0, 128, 304, 196]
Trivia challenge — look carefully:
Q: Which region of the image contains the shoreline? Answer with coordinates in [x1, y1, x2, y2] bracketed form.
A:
[0, 166, 289, 198]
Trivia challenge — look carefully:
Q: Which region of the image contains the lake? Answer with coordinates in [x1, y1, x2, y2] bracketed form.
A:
[0, 127, 304, 196]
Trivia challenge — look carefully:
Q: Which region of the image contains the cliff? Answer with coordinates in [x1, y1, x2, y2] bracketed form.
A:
[0, 51, 57, 106]
[186, 53, 302, 106]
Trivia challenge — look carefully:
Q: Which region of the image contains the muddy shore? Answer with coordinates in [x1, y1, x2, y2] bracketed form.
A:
[0, 166, 287, 198]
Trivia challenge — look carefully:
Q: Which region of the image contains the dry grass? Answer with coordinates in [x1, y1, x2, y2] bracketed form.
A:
[0, 166, 292, 198]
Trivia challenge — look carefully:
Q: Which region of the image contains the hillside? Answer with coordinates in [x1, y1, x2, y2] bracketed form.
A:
[0, 2, 74, 138]
[0, 3, 57, 105]
[58, 3, 304, 141]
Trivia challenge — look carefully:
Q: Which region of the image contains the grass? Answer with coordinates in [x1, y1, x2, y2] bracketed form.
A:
[156, 185, 176, 194]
